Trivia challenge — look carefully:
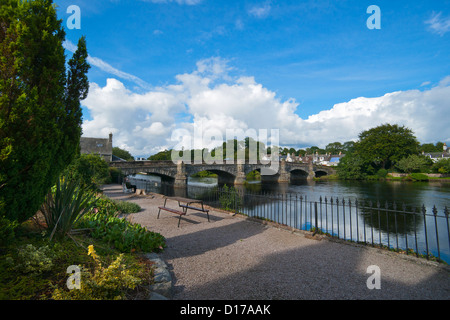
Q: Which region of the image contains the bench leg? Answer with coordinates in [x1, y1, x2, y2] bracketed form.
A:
[178, 214, 182, 227]
[157, 207, 161, 219]
[201, 203, 210, 222]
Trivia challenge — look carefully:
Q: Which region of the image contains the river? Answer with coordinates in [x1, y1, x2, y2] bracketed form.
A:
[129, 173, 449, 211]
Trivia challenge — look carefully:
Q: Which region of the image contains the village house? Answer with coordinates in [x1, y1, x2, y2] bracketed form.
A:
[423, 143, 450, 163]
[80, 133, 113, 162]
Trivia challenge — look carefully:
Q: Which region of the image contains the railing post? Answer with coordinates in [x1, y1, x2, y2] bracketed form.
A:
[433, 206, 440, 261]
[422, 205, 429, 260]
[445, 206, 450, 255]
[313, 202, 318, 235]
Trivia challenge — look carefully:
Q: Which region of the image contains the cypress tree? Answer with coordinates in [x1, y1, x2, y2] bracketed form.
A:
[0, 0, 90, 223]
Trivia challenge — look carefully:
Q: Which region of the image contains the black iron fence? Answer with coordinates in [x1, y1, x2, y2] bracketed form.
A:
[185, 184, 450, 264]
[124, 178, 450, 264]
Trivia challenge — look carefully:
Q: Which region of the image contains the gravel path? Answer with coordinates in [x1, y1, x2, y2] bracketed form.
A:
[102, 184, 449, 300]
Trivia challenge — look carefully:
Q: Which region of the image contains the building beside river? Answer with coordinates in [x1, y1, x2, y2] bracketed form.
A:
[80, 133, 113, 162]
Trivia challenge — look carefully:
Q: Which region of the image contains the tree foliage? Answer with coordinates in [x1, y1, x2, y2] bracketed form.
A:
[395, 154, 431, 174]
[0, 0, 90, 223]
[112, 147, 134, 161]
[62, 154, 111, 190]
[354, 124, 419, 170]
[337, 124, 420, 179]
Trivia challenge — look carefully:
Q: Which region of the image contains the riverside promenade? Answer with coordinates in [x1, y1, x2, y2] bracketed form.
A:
[101, 184, 449, 300]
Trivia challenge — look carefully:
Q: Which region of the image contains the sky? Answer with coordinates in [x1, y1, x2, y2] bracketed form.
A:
[54, 0, 450, 157]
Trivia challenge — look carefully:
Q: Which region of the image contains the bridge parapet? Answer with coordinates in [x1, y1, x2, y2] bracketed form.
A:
[108, 160, 336, 186]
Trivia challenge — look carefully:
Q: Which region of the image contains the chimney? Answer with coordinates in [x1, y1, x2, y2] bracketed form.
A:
[109, 133, 113, 143]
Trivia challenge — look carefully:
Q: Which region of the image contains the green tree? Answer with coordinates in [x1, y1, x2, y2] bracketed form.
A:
[395, 154, 431, 173]
[325, 142, 344, 155]
[112, 147, 134, 161]
[342, 141, 356, 153]
[355, 124, 419, 170]
[431, 159, 450, 174]
[0, 0, 90, 223]
[336, 153, 368, 180]
[148, 149, 172, 161]
[62, 154, 111, 190]
[420, 142, 445, 153]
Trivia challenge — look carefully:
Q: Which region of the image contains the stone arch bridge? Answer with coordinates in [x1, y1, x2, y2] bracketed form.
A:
[108, 160, 336, 187]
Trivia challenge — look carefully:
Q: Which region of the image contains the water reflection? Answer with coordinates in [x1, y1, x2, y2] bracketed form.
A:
[127, 173, 449, 212]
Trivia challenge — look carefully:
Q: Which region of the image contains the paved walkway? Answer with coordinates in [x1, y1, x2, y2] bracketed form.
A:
[102, 184, 449, 300]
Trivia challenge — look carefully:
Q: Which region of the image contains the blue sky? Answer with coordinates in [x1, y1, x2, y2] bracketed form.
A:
[54, 0, 450, 156]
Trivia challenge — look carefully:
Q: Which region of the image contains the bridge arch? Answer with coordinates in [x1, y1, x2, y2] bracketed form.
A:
[186, 166, 236, 185]
[289, 168, 310, 182]
[314, 168, 331, 178]
[139, 170, 175, 183]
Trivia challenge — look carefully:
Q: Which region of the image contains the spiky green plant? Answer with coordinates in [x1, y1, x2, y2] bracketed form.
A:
[40, 178, 97, 240]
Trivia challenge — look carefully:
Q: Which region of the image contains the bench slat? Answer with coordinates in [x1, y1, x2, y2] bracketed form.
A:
[179, 204, 209, 212]
[158, 206, 185, 216]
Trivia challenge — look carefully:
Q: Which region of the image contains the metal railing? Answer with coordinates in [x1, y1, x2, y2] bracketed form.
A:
[186, 185, 450, 264]
[124, 178, 450, 264]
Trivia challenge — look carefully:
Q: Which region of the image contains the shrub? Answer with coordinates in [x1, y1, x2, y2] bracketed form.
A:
[219, 185, 241, 211]
[51, 245, 142, 300]
[8, 244, 54, 275]
[0, 216, 18, 249]
[376, 168, 388, 178]
[78, 213, 165, 253]
[113, 200, 141, 214]
[431, 159, 450, 174]
[407, 173, 429, 181]
[91, 196, 141, 216]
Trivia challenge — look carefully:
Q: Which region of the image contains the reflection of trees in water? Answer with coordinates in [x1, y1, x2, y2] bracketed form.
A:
[358, 201, 424, 236]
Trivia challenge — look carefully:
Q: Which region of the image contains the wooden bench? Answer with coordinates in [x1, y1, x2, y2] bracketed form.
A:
[157, 196, 210, 227]
[157, 206, 186, 227]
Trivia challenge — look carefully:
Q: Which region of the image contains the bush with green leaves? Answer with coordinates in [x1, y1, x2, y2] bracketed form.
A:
[219, 185, 242, 211]
[407, 173, 429, 181]
[62, 154, 111, 190]
[78, 196, 162, 253]
[79, 213, 165, 253]
[0, 216, 18, 249]
[431, 159, 450, 174]
[7, 244, 54, 275]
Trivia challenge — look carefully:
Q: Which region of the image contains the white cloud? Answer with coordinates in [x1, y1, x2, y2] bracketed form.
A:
[248, 2, 271, 18]
[63, 40, 151, 90]
[425, 12, 450, 36]
[81, 57, 450, 157]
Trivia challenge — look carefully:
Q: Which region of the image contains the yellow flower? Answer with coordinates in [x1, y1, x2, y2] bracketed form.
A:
[87, 245, 100, 266]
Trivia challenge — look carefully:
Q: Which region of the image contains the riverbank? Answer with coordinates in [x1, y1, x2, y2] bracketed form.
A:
[102, 184, 449, 300]
[315, 173, 450, 182]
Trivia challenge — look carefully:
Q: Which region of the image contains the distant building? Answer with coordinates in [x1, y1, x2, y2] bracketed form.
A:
[80, 133, 113, 162]
[423, 143, 450, 163]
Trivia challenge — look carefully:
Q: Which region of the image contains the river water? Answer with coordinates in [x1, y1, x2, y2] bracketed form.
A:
[127, 173, 450, 263]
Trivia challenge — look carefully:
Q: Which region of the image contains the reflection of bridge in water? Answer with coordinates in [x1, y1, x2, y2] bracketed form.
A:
[109, 160, 336, 187]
